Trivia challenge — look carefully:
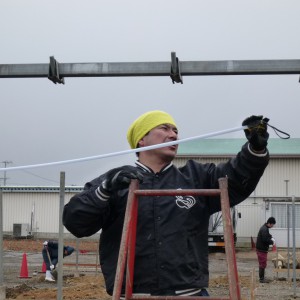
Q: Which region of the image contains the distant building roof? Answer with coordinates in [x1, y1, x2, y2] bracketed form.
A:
[0, 186, 83, 193]
[177, 138, 300, 157]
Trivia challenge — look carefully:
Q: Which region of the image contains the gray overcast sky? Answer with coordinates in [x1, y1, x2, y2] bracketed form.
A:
[1, 0, 300, 186]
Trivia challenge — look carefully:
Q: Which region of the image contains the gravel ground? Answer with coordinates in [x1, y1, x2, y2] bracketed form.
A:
[208, 250, 300, 299]
[1, 238, 300, 299]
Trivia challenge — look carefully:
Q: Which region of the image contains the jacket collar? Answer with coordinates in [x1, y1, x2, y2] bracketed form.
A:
[135, 161, 173, 174]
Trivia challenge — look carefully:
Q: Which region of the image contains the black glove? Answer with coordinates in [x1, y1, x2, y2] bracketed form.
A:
[242, 115, 269, 151]
[101, 166, 144, 193]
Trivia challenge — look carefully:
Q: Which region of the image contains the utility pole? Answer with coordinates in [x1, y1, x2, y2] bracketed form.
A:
[284, 179, 291, 279]
[0, 161, 12, 186]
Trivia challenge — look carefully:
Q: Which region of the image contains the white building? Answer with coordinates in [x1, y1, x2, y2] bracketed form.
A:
[0, 186, 82, 240]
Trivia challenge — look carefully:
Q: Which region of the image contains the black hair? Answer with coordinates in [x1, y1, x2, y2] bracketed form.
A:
[267, 217, 276, 225]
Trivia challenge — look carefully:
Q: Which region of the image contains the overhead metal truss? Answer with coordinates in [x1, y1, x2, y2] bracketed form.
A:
[0, 52, 300, 84]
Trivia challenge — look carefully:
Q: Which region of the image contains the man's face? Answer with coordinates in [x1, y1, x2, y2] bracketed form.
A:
[138, 123, 178, 160]
[267, 223, 275, 228]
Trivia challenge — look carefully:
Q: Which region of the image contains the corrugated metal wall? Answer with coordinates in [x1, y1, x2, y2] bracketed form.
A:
[2, 191, 76, 235]
[174, 157, 300, 197]
[256, 158, 300, 196]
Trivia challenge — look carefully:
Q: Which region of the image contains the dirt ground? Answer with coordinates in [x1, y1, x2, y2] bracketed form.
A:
[2, 238, 300, 299]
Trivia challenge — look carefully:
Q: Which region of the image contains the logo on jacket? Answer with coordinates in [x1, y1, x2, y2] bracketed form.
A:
[175, 191, 196, 209]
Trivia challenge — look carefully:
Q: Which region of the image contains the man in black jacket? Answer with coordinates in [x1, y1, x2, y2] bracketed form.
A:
[256, 217, 276, 283]
[42, 240, 74, 282]
[63, 110, 270, 297]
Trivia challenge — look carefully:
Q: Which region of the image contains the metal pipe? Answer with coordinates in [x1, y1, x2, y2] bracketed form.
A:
[57, 172, 65, 300]
[135, 189, 220, 197]
[285, 180, 290, 279]
[0, 191, 3, 284]
[75, 239, 79, 277]
[0, 190, 4, 300]
[287, 202, 290, 279]
[125, 181, 139, 299]
[130, 296, 230, 300]
[219, 178, 241, 300]
[112, 180, 138, 300]
[2, 59, 300, 79]
[292, 195, 296, 298]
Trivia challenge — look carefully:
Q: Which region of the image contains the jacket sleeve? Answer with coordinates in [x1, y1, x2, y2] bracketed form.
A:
[261, 227, 273, 246]
[63, 175, 111, 238]
[207, 142, 269, 214]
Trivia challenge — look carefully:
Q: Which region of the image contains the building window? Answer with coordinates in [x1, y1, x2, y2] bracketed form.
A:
[271, 203, 300, 229]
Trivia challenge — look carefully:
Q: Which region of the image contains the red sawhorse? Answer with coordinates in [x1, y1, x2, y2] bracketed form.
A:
[112, 177, 241, 300]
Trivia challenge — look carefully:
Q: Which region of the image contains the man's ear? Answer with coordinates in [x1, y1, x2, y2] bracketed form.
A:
[137, 138, 145, 148]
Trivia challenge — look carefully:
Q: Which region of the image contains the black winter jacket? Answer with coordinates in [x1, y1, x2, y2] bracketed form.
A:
[256, 224, 274, 252]
[42, 241, 74, 269]
[63, 143, 269, 295]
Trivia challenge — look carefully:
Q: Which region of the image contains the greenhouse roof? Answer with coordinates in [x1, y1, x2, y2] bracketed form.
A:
[177, 138, 300, 156]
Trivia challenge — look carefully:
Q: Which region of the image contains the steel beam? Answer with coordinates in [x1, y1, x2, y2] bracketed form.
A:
[1, 59, 300, 78]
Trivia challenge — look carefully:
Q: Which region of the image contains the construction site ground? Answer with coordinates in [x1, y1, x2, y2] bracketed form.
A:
[2, 238, 300, 300]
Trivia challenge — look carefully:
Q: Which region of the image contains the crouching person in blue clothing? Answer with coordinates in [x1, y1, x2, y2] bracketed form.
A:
[42, 240, 74, 282]
[63, 111, 270, 297]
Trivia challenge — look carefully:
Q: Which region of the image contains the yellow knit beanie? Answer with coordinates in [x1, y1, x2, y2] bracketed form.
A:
[127, 110, 177, 149]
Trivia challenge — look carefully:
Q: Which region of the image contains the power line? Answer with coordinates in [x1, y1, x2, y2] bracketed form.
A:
[20, 169, 60, 184]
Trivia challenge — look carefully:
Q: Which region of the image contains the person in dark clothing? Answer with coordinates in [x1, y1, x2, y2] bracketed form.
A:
[63, 111, 270, 297]
[256, 217, 276, 283]
[42, 240, 75, 282]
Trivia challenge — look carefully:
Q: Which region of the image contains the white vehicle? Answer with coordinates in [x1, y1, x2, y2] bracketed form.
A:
[208, 208, 240, 250]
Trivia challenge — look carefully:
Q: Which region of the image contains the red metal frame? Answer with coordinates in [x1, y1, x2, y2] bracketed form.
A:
[112, 177, 241, 300]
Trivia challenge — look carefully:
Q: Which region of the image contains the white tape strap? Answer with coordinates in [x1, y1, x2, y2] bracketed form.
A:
[0, 125, 246, 172]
